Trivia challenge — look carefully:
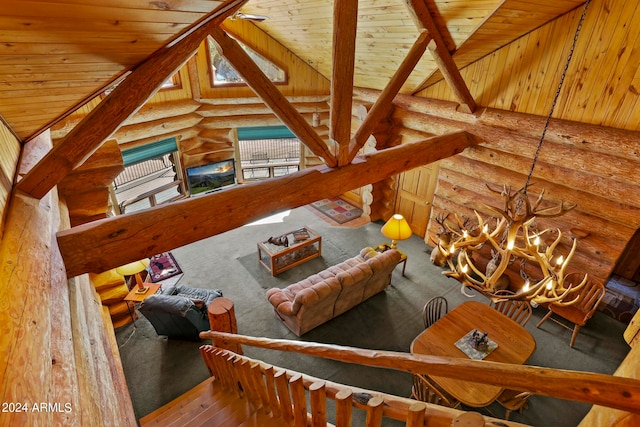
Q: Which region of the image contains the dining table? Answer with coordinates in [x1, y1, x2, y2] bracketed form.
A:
[410, 300, 536, 407]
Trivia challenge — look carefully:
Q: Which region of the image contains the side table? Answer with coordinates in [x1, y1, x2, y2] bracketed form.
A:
[123, 283, 162, 325]
[375, 243, 407, 276]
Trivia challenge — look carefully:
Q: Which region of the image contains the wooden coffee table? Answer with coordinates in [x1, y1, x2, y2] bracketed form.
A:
[257, 226, 322, 275]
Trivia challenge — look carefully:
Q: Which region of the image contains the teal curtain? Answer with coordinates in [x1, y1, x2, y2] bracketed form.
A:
[121, 137, 177, 166]
[237, 125, 294, 140]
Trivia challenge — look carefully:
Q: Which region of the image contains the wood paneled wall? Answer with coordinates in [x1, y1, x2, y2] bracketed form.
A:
[0, 121, 20, 236]
[196, 19, 331, 99]
[417, 0, 640, 132]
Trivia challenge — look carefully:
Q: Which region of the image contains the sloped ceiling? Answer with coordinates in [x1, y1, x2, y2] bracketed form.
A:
[0, 0, 234, 141]
[239, 0, 584, 93]
[2, 0, 638, 144]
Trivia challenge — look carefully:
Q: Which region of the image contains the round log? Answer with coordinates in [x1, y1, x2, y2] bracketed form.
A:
[208, 297, 242, 354]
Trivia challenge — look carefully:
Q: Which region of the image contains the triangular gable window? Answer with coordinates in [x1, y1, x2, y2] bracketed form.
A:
[207, 35, 286, 85]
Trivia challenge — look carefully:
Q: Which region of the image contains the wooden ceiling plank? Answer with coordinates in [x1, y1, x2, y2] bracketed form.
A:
[15, 0, 247, 200]
[348, 31, 432, 163]
[406, 0, 477, 113]
[57, 131, 474, 277]
[331, 0, 358, 166]
[208, 27, 337, 167]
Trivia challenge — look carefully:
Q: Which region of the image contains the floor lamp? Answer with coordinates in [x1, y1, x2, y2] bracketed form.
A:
[116, 259, 151, 294]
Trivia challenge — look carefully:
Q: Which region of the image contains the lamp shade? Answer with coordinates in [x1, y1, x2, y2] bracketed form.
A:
[381, 214, 412, 241]
[115, 259, 150, 276]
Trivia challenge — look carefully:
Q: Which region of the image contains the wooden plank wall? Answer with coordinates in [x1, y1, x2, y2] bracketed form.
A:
[197, 19, 331, 99]
[0, 132, 136, 426]
[408, 0, 640, 286]
[417, 1, 640, 133]
[0, 121, 20, 235]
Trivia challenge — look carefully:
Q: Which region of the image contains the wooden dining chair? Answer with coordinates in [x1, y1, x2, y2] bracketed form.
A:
[422, 296, 448, 328]
[489, 291, 532, 327]
[411, 374, 461, 409]
[496, 389, 533, 420]
[536, 273, 606, 348]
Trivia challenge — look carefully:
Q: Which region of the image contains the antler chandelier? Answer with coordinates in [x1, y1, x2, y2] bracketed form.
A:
[433, 0, 593, 305]
[433, 185, 587, 305]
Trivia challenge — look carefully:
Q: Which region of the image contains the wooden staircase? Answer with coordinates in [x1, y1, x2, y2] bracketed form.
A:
[140, 376, 286, 426]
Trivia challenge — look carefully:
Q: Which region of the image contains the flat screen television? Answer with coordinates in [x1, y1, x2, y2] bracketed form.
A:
[186, 159, 236, 195]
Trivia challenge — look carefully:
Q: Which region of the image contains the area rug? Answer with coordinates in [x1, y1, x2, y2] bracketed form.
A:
[309, 197, 363, 224]
[147, 252, 182, 283]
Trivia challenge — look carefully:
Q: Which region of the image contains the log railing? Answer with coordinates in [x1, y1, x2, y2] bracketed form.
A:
[200, 331, 640, 415]
[199, 345, 517, 427]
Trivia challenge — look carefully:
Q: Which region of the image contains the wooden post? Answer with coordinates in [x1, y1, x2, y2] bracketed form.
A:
[207, 297, 242, 354]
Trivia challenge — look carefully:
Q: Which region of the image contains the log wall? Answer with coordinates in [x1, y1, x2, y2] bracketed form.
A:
[0, 132, 136, 426]
[354, 88, 640, 287]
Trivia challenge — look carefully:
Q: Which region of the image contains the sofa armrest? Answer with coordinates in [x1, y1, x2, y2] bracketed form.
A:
[267, 289, 296, 316]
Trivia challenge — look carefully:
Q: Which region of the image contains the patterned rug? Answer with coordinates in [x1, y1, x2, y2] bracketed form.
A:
[147, 252, 182, 283]
[309, 197, 363, 224]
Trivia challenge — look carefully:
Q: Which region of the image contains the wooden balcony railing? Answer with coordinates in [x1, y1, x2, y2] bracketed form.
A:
[199, 345, 516, 427]
[200, 331, 640, 415]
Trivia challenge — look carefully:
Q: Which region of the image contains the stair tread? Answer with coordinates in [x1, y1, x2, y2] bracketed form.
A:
[181, 394, 257, 427]
[140, 377, 225, 425]
[165, 389, 248, 427]
[237, 411, 289, 427]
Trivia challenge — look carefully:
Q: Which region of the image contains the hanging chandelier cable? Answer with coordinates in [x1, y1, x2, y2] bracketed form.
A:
[524, 0, 592, 194]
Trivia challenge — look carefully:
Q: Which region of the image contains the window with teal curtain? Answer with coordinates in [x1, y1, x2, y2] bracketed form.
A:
[121, 137, 178, 166]
[237, 126, 295, 140]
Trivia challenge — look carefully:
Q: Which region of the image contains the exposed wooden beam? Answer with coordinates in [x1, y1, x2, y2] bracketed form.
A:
[57, 132, 475, 277]
[209, 28, 338, 167]
[331, 0, 359, 166]
[405, 0, 476, 113]
[348, 31, 432, 163]
[15, 0, 247, 200]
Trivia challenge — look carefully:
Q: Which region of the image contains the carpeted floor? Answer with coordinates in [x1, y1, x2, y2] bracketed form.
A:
[115, 205, 630, 426]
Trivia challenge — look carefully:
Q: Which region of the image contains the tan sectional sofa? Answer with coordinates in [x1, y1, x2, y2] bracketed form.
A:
[266, 247, 401, 336]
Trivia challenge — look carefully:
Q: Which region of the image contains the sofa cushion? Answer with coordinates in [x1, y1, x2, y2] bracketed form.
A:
[362, 249, 401, 300]
[360, 246, 380, 260]
[292, 278, 341, 313]
[334, 262, 373, 316]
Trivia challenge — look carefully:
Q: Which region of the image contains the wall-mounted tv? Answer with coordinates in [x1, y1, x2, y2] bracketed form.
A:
[186, 159, 236, 196]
